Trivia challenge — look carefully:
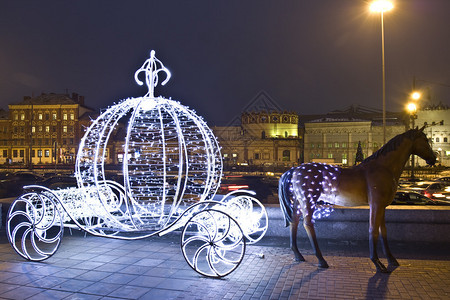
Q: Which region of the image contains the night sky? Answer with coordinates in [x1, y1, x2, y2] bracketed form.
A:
[1, 0, 450, 125]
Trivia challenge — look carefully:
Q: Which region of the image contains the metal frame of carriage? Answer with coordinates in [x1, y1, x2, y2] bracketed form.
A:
[5, 51, 268, 278]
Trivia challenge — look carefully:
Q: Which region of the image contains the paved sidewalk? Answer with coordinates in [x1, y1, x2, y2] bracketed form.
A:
[0, 229, 448, 300]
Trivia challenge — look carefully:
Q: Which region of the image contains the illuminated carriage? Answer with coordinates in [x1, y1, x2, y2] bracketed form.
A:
[6, 51, 268, 278]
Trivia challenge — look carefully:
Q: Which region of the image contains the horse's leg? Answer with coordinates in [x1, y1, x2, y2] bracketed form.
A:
[303, 215, 328, 268]
[369, 206, 389, 273]
[379, 213, 399, 267]
[290, 213, 305, 262]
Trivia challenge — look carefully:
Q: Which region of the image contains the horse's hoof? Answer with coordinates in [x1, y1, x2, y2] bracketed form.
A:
[375, 263, 390, 273]
[295, 256, 306, 262]
[318, 261, 329, 269]
[388, 258, 400, 267]
[372, 259, 389, 273]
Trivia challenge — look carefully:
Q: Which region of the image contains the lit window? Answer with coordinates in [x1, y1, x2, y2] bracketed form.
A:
[45, 126, 50, 132]
[63, 113, 68, 120]
[45, 150, 50, 157]
[52, 113, 57, 120]
[63, 126, 67, 133]
[37, 150, 42, 157]
[70, 113, 75, 120]
[38, 113, 43, 120]
[20, 114, 25, 120]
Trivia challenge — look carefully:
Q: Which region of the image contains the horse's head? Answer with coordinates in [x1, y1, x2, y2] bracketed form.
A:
[411, 126, 436, 166]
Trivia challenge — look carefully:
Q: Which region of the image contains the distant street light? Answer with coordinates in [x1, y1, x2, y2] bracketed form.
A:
[411, 91, 421, 100]
[370, 0, 393, 144]
[407, 91, 420, 180]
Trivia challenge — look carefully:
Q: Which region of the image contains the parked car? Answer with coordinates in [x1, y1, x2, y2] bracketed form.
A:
[0, 172, 44, 198]
[392, 190, 435, 205]
[219, 175, 275, 203]
[433, 176, 450, 183]
[420, 182, 450, 199]
[41, 174, 78, 190]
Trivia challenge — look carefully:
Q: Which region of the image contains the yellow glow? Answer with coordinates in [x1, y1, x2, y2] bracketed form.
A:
[411, 91, 421, 100]
[407, 103, 416, 113]
[370, 0, 393, 13]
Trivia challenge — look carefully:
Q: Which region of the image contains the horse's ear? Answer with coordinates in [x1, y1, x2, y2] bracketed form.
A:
[419, 125, 425, 132]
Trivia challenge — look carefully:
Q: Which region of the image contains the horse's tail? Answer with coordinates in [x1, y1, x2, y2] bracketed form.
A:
[279, 168, 295, 227]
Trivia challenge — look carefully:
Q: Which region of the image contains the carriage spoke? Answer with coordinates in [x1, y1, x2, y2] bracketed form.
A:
[181, 209, 245, 278]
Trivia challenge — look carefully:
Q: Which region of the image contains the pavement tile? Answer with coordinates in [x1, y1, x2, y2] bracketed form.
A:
[0, 285, 43, 300]
[127, 275, 165, 288]
[81, 281, 119, 296]
[108, 285, 150, 299]
[27, 289, 73, 300]
[52, 278, 94, 292]
[64, 293, 102, 299]
[101, 273, 139, 285]
[76, 270, 112, 282]
[141, 288, 182, 300]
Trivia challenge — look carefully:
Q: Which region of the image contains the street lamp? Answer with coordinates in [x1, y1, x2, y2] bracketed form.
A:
[407, 93, 419, 180]
[370, 0, 393, 144]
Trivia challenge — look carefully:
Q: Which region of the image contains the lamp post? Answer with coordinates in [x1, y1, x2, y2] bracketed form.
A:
[407, 92, 420, 180]
[370, 0, 393, 144]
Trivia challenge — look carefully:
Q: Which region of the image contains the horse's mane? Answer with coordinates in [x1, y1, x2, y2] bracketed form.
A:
[361, 129, 421, 164]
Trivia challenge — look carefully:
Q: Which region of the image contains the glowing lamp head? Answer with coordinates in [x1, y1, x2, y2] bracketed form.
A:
[411, 91, 421, 100]
[407, 102, 417, 113]
[370, 0, 393, 13]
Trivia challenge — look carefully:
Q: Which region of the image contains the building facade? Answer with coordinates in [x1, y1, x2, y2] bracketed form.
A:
[413, 104, 450, 166]
[213, 111, 302, 170]
[2, 93, 93, 166]
[304, 119, 406, 166]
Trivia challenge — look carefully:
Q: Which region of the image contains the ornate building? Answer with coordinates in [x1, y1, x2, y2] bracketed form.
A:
[213, 111, 302, 170]
[3, 93, 93, 165]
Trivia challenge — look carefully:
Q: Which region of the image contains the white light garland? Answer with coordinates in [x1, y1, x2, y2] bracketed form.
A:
[290, 163, 337, 221]
[74, 50, 223, 233]
[7, 51, 268, 278]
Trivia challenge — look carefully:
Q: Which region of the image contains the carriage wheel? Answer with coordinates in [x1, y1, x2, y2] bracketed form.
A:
[181, 209, 245, 278]
[6, 191, 64, 261]
[221, 195, 268, 244]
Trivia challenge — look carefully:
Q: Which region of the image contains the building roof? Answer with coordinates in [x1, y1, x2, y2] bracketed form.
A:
[300, 104, 405, 126]
[12, 93, 79, 105]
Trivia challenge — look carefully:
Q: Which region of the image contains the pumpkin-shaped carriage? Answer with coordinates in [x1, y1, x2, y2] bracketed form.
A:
[6, 51, 268, 278]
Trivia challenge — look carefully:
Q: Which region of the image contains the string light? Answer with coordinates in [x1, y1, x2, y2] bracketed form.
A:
[290, 162, 337, 221]
[7, 51, 268, 278]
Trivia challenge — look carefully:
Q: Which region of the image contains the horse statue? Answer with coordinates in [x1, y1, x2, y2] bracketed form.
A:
[279, 127, 436, 273]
